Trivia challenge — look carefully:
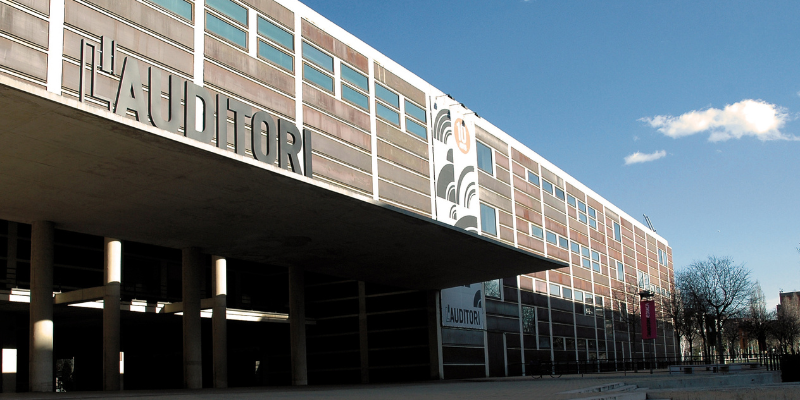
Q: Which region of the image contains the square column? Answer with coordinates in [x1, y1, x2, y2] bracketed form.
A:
[103, 238, 122, 391]
[288, 266, 307, 386]
[29, 221, 54, 392]
[182, 247, 202, 389]
[427, 290, 443, 380]
[211, 256, 227, 388]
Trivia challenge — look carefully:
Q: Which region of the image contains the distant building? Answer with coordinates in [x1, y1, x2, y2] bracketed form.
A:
[777, 291, 800, 313]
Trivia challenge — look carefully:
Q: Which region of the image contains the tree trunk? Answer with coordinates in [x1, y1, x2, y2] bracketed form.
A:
[716, 319, 725, 364]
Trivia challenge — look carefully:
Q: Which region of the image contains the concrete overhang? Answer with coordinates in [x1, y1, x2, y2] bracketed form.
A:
[0, 78, 566, 290]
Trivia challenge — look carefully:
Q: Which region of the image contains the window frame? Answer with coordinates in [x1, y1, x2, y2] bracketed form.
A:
[145, 0, 194, 22]
[257, 39, 294, 72]
[479, 203, 498, 237]
[206, 0, 248, 27]
[476, 141, 494, 175]
[302, 63, 334, 94]
[205, 11, 248, 49]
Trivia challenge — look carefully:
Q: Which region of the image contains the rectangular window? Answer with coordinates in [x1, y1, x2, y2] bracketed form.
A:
[476, 142, 493, 174]
[546, 231, 557, 245]
[620, 303, 628, 321]
[405, 100, 427, 123]
[303, 64, 333, 92]
[258, 41, 293, 71]
[341, 64, 368, 92]
[567, 195, 577, 207]
[148, 0, 193, 20]
[535, 280, 547, 293]
[376, 102, 400, 125]
[539, 336, 551, 349]
[570, 241, 580, 254]
[530, 224, 544, 239]
[554, 187, 565, 201]
[406, 118, 427, 140]
[207, 0, 247, 25]
[578, 213, 588, 224]
[550, 284, 560, 297]
[542, 180, 553, 194]
[375, 84, 400, 108]
[591, 251, 600, 262]
[258, 16, 293, 50]
[553, 337, 565, 351]
[522, 306, 536, 334]
[578, 201, 587, 213]
[207, 13, 247, 47]
[589, 218, 597, 229]
[302, 42, 333, 72]
[575, 291, 584, 302]
[480, 203, 497, 236]
[342, 85, 369, 110]
[562, 288, 572, 300]
[592, 262, 600, 272]
[613, 222, 621, 242]
[527, 172, 540, 186]
[558, 236, 568, 249]
[485, 279, 501, 298]
[581, 246, 590, 258]
[617, 261, 624, 282]
[581, 258, 590, 269]
[588, 207, 597, 218]
[586, 294, 593, 304]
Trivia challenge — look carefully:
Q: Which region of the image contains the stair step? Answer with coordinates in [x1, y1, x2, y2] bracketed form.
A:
[571, 392, 646, 400]
[559, 382, 626, 394]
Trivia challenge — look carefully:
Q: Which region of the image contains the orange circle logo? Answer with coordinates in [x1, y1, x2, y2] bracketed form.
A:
[453, 118, 470, 154]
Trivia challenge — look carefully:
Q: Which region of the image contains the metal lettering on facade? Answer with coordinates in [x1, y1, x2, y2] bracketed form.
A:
[78, 37, 312, 178]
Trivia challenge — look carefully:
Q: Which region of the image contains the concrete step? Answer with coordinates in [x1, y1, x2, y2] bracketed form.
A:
[559, 382, 627, 394]
[571, 391, 647, 400]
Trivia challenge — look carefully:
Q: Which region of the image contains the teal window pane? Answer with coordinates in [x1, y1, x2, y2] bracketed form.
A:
[149, 0, 193, 20]
[546, 231, 557, 245]
[591, 251, 600, 261]
[530, 225, 543, 239]
[477, 142, 493, 174]
[558, 236, 568, 249]
[303, 64, 333, 92]
[405, 100, 426, 122]
[589, 218, 597, 229]
[567, 195, 577, 207]
[588, 207, 596, 218]
[563, 288, 572, 300]
[207, 0, 247, 25]
[527, 172, 539, 186]
[341, 64, 368, 92]
[342, 85, 369, 110]
[376, 102, 400, 125]
[302, 42, 333, 72]
[592, 262, 600, 272]
[617, 262, 625, 282]
[578, 201, 587, 213]
[480, 204, 497, 236]
[542, 180, 553, 194]
[581, 246, 589, 258]
[406, 118, 427, 140]
[575, 291, 584, 302]
[555, 187, 565, 201]
[550, 284, 560, 296]
[259, 41, 293, 71]
[258, 17, 293, 50]
[614, 222, 621, 241]
[376, 84, 399, 108]
[582, 258, 590, 268]
[579, 213, 588, 224]
[207, 13, 246, 47]
[570, 241, 580, 253]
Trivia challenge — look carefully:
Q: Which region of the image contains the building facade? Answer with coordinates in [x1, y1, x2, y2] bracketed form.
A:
[0, 0, 676, 392]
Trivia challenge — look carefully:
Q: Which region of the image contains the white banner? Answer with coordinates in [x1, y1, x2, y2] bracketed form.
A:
[441, 283, 484, 329]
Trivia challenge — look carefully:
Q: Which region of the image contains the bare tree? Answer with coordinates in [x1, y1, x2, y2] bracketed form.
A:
[678, 256, 752, 364]
[741, 282, 772, 353]
[771, 300, 800, 353]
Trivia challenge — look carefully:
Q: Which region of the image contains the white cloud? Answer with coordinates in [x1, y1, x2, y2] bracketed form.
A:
[640, 99, 797, 142]
[624, 150, 667, 165]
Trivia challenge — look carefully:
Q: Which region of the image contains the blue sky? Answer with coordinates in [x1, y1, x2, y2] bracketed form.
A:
[301, 0, 800, 308]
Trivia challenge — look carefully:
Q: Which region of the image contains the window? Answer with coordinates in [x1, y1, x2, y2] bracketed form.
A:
[553, 337, 565, 351]
[587, 206, 597, 229]
[485, 279, 500, 298]
[542, 180, 553, 195]
[530, 224, 544, 239]
[376, 103, 400, 125]
[562, 288, 572, 300]
[341, 64, 368, 91]
[148, 0, 193, 20]
[574, 291, 584, 302]
[522, 306, 536, 334]
[480, 203, 497, 236]
[405, 100, 426, 123]
[406, 118, 427, 140]
[375, 84, 399, 108]
[550, 284, 560, 297]
[558, 236, 568, 249]
[589, 218, 597, 229]
[476, 142, 493, 174]
[207, 0, 247, 25]
[617, 261, 625, 282]
[570, 241, 580, 254]
[258, 41, 293, 71]
[535, 280, 547, 293]
[588, 207, 596, 219]
[637, 271, 650, 289]
[620, 302, 628, 321]
[567, 194, 577, 208]
[258, 17, 293, 50]
[591, 251, 600, 262]
[592, 262, 600, 272]
[591, 251, 600, 272]
[527, 172, 540, 186]
[658, 249, 667, 265]
[613, 222, 621, 242]
[585, 294, 593, 304]
[342, 85, 369, 110]
[578, 201, 587, 213]
[581, 246, 589, 258]
[545, 231, 557, 245]
[554, 187, 565, 201]
[207, 13, 247, 47]
[539, 336, 551, 349]
[303, 64, 333, 92]
[581, 258, 590, 269]
[578, 213, 588, 224]
[302, 42, 333, 72]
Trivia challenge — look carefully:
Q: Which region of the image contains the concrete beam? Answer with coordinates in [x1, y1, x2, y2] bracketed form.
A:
[53, 286, 105, 305]
[161, 298, 214, 314]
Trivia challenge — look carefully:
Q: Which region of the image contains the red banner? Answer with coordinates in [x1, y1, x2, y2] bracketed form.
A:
[640, 300, 657, 340]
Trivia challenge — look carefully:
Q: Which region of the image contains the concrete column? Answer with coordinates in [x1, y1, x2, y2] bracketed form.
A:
[357, 281, 369, 384]
[29, 221, 54, 392]
[103, 238, 122, 391]
[182, 247, 202, 389]
[1, 314, 17, 393]
[211, 256, 227, 389]
[426, 290, 443, 380]
[288, 267, 307, 386]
